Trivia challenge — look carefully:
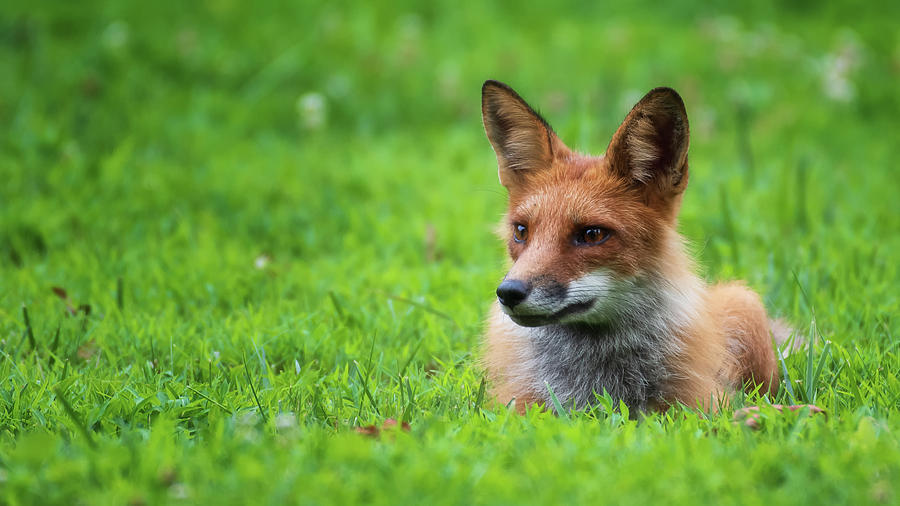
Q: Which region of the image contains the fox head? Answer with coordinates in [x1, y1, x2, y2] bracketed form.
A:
[482, 80, 692, 328]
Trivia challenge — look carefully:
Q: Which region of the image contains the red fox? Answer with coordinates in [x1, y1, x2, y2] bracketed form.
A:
[480, 80, 791, 413]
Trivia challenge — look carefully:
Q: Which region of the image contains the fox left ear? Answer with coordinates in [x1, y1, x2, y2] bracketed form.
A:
[482, 80, 557, 189]
[606, 88, 690, 204]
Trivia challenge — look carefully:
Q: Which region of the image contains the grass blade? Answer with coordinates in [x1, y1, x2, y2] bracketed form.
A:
[811, 340, 833, 401]
[545, 381, 569, 419]
[775, 332, 796, 404]
[806, 319, 816, 402]
[242, 351, 268, 423]
[353, 360, 381, 417]
[474, 376, 486, 412]
[379, 292, 459, 328]
[54, 388, 96, 449]
[186, 385, 233, 415]
[22, 304, 37, 352]
[116, 277, 124, 311]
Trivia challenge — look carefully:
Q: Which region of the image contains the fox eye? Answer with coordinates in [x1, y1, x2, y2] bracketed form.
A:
[513, 224, 528, 243]
[577, 227, 611, 246]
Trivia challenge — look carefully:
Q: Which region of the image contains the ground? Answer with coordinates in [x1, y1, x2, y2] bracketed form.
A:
[1, 1, 899, 504]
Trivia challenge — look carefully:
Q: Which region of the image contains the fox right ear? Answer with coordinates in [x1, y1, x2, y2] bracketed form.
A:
[482, 80, 555, 188]
[605, 88, 690, 201]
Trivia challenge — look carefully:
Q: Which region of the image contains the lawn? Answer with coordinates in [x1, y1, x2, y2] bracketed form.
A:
[1, 1, 899, 504]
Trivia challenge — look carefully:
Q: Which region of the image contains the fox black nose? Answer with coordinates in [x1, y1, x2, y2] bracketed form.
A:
[496, 279, 530, 308]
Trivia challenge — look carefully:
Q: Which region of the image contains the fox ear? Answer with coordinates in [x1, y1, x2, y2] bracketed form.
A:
[606, 88, 690, 201]
[482, 80, 555, 188]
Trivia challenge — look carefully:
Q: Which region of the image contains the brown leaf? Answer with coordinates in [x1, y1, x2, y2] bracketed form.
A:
[355, 425, 380, 438]
[424, 223, 440, 263]
[355, 419, 411, 438]
[157, 468, 177, 486]
[76, 339, 99, 361]
[424, 360, 441, 378]
[382, 418, 411, 432]
[81, 75, 101, 97]
[50, 286, 79, 316]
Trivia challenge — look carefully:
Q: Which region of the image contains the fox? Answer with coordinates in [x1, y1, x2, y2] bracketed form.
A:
[480, 80, 792, 413]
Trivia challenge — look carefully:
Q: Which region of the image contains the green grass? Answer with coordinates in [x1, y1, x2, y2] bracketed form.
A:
[2, 1, 899, 504]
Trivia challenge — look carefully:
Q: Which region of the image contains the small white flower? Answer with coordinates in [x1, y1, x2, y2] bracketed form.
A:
[102, 21, 129, 50]
[822, 31, 863, 102]
[276, 413, 297, 430]
[168, 483, 189, 500]
[297, 92, 327, 130]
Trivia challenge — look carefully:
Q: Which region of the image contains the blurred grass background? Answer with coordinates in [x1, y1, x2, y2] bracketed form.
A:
[1, 0, 899, 504]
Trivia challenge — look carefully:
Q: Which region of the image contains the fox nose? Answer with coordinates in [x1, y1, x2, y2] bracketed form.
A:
[496, 279, 530, 308]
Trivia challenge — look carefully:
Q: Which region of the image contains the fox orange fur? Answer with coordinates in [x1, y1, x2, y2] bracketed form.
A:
[480, 80, 790, 413]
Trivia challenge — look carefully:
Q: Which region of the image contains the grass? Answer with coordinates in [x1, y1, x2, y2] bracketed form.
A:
[1, 0, 899, 504]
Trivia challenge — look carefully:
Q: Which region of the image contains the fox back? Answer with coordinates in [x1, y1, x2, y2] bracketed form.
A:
[480, 80, 784, 412]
